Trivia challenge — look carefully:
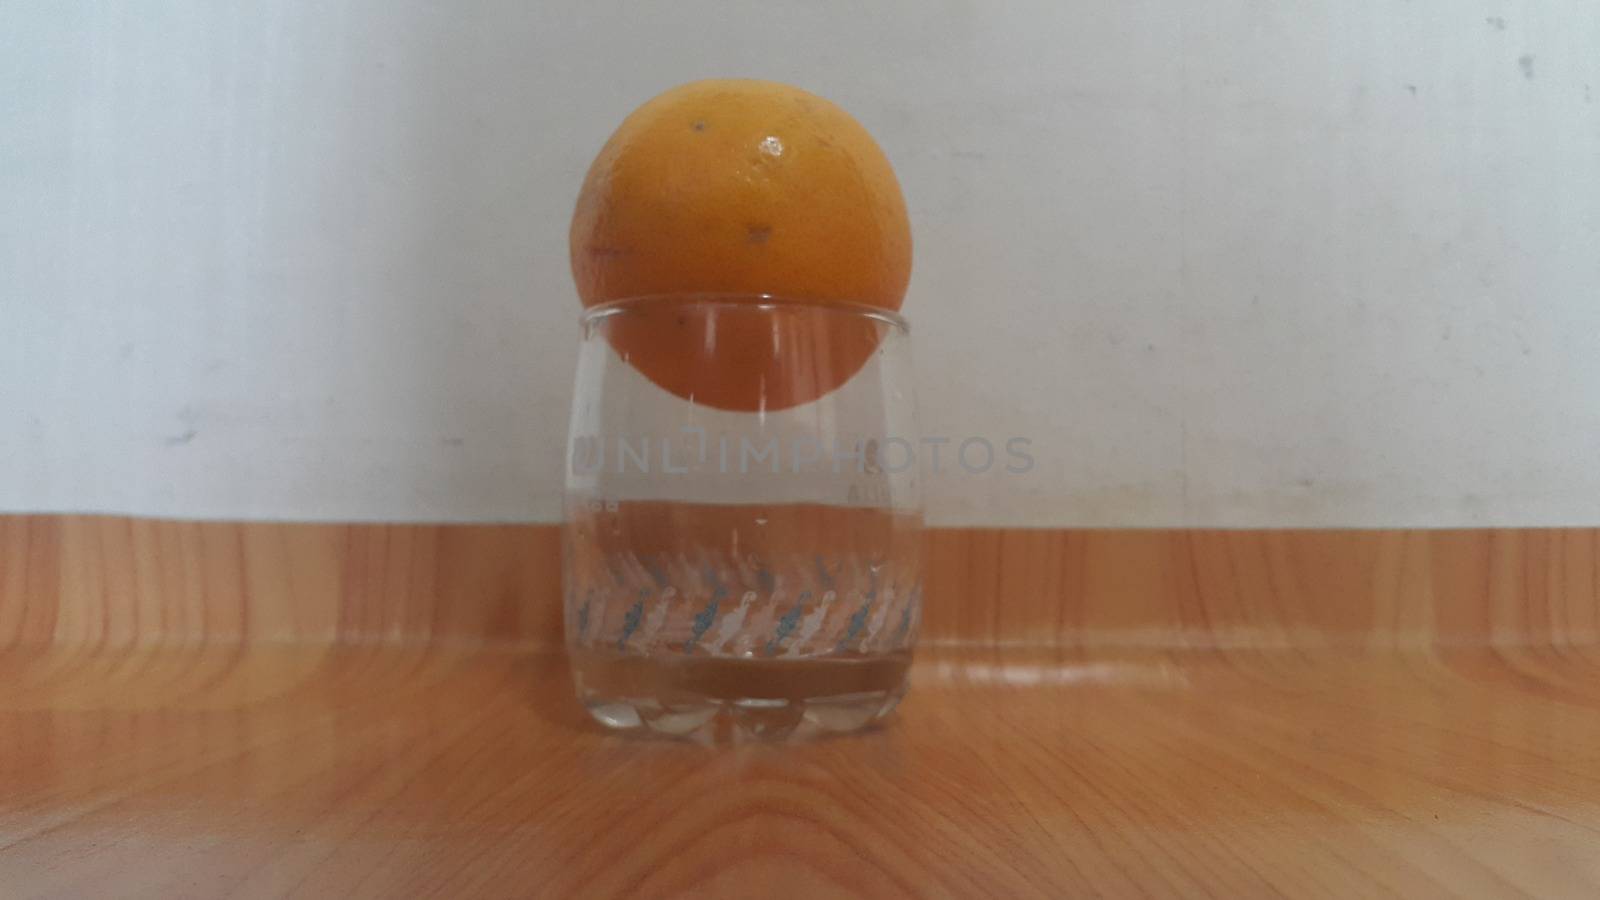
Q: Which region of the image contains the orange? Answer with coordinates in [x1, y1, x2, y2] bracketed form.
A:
[569, 79, 911, 412]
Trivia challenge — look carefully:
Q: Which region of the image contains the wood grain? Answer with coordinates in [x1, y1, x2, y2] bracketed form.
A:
[922, 528, 1600, 650]
[5, 515, 1600, 896]
[1, 645, 1599, 897]
[0, 516, 561, 647]
[6, 516, 1600, 650]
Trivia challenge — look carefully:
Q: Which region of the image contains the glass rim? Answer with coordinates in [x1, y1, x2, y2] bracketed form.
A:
[579, 294, 910, 333]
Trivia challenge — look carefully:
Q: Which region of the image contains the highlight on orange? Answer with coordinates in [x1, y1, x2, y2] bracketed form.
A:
[569, 79, 911, 412]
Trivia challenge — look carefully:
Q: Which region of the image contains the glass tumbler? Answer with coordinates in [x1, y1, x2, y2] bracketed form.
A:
[563, 295, 922, 741]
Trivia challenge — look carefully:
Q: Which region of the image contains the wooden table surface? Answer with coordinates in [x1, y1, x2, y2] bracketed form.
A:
[3, 645, 1599, 898]
[4, 517, 1600, 897]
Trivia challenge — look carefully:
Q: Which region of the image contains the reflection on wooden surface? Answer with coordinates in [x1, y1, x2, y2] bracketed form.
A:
[2, 516, 1600, 895]
[2, 646, 1599, 896]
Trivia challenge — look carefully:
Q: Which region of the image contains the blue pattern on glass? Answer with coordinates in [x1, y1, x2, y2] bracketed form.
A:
[616, 588, 648, 649]
[684, 586, 725, 650]
[836, 589, 876, 652]
[765, 591, 810, 656]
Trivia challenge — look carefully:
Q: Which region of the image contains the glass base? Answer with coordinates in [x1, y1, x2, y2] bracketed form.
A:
[571, 649, 910, 742]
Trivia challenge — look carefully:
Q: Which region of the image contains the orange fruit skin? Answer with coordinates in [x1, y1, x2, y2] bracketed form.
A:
[597, 298, 891, 413]
[570, 80, 911, 412]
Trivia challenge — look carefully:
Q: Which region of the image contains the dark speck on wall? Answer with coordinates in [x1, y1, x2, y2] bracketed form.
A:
[1404, 84, 1417, 96]
[691, 120, 707, 132]
[1486, 16, 1507, 30]
[164, 429, 198, 447]
[1518, 54, 1535, 79]
[746, 225, 772, 244]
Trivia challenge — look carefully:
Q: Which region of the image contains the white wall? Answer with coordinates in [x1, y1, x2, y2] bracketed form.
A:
[3, 1, 1598, 526]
